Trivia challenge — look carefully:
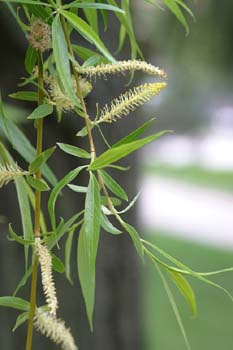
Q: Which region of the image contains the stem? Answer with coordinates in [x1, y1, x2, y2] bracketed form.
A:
[26, 52, 44, 350]
[60, 15, 96, 159]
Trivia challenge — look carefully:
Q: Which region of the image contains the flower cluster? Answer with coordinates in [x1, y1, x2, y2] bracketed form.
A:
[34, 310, 78, 350]
[76, 60, 167, 79]
[97, 82, 166, 123]
[28, 19, 51, 53]
[35, 238, 58, 316]
[45, 74, 92, 112]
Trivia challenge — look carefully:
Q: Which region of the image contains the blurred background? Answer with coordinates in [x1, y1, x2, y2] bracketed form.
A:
[1, 0, 233, 349]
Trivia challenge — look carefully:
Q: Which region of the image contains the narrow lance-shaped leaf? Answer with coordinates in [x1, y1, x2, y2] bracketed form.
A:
[154, 263, 191, 349]
[12, 312, 29, 332]
[84, 173, 101, 268]
[112, 118, 156, 148]
[48, 166, 86, 230]
[25, 45, 37, 74]
[89, 131, 170, 170]
[167, 270, 197, 316]
[82, 0, 99, 34]
[27, 104, 53, 120]
[63, 1, 125, 13]
[57, 143, 91, 159]
[29, 146, 56, 174]
[0, 0, 53, 5]
[27, 176, 50, 192]
[99, 169, 128, 201]
[0, 297, 30, 311]
[78, 224, 95, 330]
[162, 0, 190, 34]
[9, 224, 34, 246]
[65, 229, 74, 284]
[52, 15, 80, 106]
[0, 143, 33, 269]
[120, 221, 144, 258]
[9, 91, 38, 101]
[79, 173, 101, 329]
[100, 212, 122, 235]
[60, 10, 116, 62]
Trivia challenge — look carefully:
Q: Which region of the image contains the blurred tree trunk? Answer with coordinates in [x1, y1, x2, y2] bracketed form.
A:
[0, 8, 142, 350]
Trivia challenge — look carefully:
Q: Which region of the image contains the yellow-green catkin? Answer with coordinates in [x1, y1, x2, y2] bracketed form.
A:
[97, 82, 166, 124]
[0, 164, 29, 188]
[76, 60, 167, 79]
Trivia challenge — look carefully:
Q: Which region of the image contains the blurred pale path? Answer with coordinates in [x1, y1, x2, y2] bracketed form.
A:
[139, 175, 233, 248]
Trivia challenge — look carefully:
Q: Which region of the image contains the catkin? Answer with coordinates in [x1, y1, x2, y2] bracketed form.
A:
[34, 310, 78, 350]
[97, 82, 166, 124]
[35, 238, 58, 316]
[76, 60, 167, 79]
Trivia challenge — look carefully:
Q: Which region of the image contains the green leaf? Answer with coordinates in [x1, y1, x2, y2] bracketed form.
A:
[48, 166, 86, 230]
[76, 126, 89, 137]
[107, 0, 142, 59]
[47, 211, 84, 249]
[117, 192, 140, 215]
[63, 1, 124, 13]
[65, 229, 74, 284]
[72, 45, 108, 63]
[0, 143, 33, 269]
[112, 118, 156, 148]
[82, 0, 99, 34]
[84, 173, 101, 269]
[100, 212, 122, 235]
[27, 176, 50, 191]
[52, 254, 65, 273]
[13, 265, 33, 296]
[101, 196, 121, 207]
[167, 270, 197, 316]
[142, 239, 233, 303]
[29, 146, 56, 174]
[27, 103, 53, 120]
[0, 0, 52, 5]
[9, 91, 38, 101]
[162, 0, 189, 34]
[25, 45, 37, 74]
[0, 297, 30, 311]
[12, 312, 29, 332]
[52, 15, 79, 106]
[89, 131, 170, 170]
[155, 264, 190, 350]
[57, 142, 91, 159]
[78, 173, 101, 329]
[78, 224, 96, 330]
[15, 177, 34, 268]
[61, 10, 116, 62]
[9, 224, 34, 246]
[68, 184, 87, 193]
[120, 221, 144, 258]
[99, 169, 128, 201]
[12, 305, 48, 332]
[27, 4, 53, 23]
